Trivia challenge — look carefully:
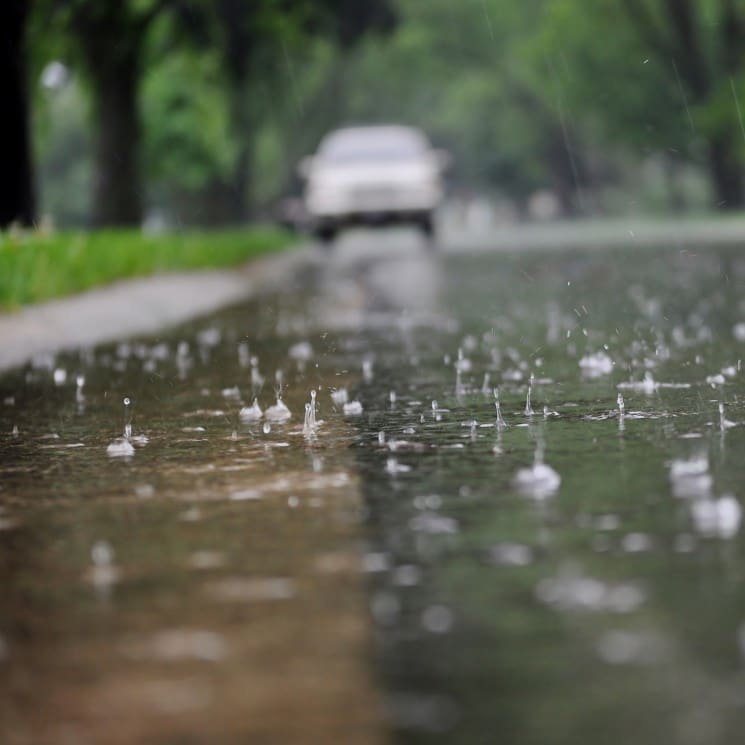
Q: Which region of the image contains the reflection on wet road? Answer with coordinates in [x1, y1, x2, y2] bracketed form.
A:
[2, 227, 745, 744]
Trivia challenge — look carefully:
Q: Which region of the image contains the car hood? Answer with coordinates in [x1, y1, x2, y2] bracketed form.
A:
[308, 159, 438, 188]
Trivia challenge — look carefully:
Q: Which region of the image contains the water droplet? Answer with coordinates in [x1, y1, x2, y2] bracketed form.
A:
[524, 375, 535, 416]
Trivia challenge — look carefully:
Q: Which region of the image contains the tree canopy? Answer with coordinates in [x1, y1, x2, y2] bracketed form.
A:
[4, 0, 744, 228]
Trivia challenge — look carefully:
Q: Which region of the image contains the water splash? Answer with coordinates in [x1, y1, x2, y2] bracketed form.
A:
[524, 373, 535, 416]
[303, 390, 318, 435]
[691, 494, 741, 539]
[104, 399, 140, 455]
[386, 457, 411, 474]
[618, 372, 657, 395]
[237, 341, 250, 367]
[289, 341, 313, 362]
[330, 388, 349, 406]
[512, 441, 560, 499]
[481, 373, 491, 395]
[669, 454, 711, 499]
[343, 400, 363, 415]
[494, 388, 507, 428]
[106, 401, 135, 457]
[454, 365, 465, 398]
[265, 375, 291, 423]
[87, 539, 120, 592]
[250, 356, 264, 395]
[719, 402, 736, 431]
[579, 351, 614, 377]
[75, 374, 85, 403]
[123, 396, 132, 439]
[239, 398, 263, 422]
[265, 397, 291, 423]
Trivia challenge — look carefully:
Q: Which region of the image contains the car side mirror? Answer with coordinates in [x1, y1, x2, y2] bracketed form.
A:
[297, 156, 314, 179]
[433, 149, 452, 172]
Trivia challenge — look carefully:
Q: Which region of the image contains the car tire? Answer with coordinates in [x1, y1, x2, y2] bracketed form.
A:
[315, 225, 337, 246]
[417, 213, 436, 245]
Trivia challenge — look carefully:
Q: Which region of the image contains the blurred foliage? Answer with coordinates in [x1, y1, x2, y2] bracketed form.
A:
[0, 227, 292, 309]
[28, 0, 745, 225]
[142, 50, 237, 191]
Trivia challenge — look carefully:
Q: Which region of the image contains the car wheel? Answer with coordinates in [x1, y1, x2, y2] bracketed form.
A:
[417, 214, 436, 244]
[315, 225, 337, 246]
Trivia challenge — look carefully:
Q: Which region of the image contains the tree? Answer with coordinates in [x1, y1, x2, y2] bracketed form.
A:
[543, 0, 745, 210]
[39, 2, 180, 226]
[34, 0, 395, 226]
[1, 0, 35, 228]
[206, 0, 396, 222]
[620, 0, 745, 208]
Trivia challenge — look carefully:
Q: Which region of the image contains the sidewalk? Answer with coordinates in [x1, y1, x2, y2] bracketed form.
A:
[0, 247, 313, 372]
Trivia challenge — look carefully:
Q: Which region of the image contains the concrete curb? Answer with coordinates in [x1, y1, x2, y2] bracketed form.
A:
[0, 246, 314, 373]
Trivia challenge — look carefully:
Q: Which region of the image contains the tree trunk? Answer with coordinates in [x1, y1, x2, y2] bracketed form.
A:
[709, 134, 744, 209]
[225, 72, 255, 223]
[228, 131, 251, 223]
[545, 123, 586, 217]
[0, 0, 35, 228]
[88, 49, 143, 226]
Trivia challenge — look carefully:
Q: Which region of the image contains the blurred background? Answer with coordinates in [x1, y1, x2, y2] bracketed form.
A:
[3, 0, 745, 230]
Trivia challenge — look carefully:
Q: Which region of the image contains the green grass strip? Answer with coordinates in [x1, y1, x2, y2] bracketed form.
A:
[0, 227, 294, 310]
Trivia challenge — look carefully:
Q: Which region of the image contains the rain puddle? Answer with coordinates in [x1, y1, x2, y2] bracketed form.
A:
[2, 238, 745, 743]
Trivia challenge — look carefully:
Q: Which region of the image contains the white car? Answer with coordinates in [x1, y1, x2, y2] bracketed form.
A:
[299, 125, 448, 243]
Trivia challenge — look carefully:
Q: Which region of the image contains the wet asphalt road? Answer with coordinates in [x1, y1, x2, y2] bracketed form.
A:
[2, 226, 745, 744]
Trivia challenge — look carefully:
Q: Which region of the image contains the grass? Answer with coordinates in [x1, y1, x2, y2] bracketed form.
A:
[0, 227, 294, 310]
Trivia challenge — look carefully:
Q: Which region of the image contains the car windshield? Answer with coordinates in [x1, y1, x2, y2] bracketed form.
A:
[319, 128, 427, 163]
